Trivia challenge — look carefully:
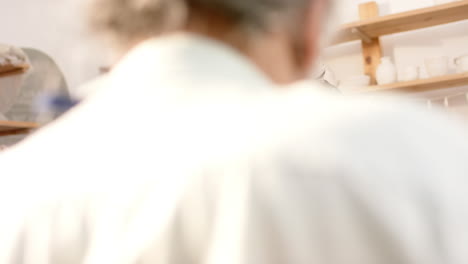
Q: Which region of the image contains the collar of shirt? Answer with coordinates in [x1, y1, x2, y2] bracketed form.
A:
[100, 33, 276, 101]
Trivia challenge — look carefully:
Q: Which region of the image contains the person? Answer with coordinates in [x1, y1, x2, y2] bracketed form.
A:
[1, 0, 468, 263]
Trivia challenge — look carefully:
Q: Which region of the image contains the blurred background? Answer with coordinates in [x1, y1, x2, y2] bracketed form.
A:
[328, 0, 468, 99]
[1, 0, 468, 146]
[2, 0, 467, 97]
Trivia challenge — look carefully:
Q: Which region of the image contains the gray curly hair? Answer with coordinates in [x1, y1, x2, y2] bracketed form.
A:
[88, 0, 312, 48]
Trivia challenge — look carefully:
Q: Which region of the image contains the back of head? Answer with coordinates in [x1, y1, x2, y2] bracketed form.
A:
[88, 0, 320, 50]
[87, 0, 337, 84]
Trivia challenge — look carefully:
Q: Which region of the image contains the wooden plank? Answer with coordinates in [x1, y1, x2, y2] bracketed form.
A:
[0, 64, 29, 78]
[333, 0, 468, 44]
[0, 121, 38, 137]
[361, 38, 382, 85]
[359, 1, 380, 19]
[0, 128, 32, 137]
[351, 72, 468, 93]
[359, 2, 382, 85]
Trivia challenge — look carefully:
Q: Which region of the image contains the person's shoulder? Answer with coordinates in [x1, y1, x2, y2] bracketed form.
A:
[71, 75, 110, 100]
[255, 84, 468, 163]
[274, 83, 465, 135]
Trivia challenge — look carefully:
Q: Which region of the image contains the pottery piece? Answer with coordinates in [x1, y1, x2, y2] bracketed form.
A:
[376, 57, 397, 85]
[455, 54, 468, 73]
[425, 57, 449, 77]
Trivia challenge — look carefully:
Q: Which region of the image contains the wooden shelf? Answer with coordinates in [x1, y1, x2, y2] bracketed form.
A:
[0, 64, 30, 78]
[0, 121, 38, 137]
[353, 72, 468, 93]
[333, 0, 468, 44]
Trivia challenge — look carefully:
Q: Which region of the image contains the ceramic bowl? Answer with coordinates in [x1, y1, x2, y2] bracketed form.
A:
[455, 54, 468, 73]
[400, 66, 419, 82]
[425, 57, 449, 77]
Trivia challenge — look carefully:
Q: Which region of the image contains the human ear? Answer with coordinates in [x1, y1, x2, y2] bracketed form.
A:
[301, 0, 329, 75]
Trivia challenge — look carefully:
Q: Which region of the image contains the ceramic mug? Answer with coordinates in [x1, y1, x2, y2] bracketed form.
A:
[400, 66, 419, 82]
[376, 57, 397, 85]
[425, 57, 449, 77]
[455, 54, 468, 73]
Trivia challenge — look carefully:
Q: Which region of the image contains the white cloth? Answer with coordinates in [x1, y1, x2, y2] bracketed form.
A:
[1, 34, 468, 264]
[312, 59, 339, 88]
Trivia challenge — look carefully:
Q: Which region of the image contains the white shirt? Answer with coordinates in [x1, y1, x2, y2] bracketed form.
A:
[1, 34, 468, 264]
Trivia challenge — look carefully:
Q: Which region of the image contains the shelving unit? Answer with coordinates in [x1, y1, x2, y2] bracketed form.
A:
[354, 72, 468, 93]
[333, 0, 468, 91]
[0, 121, 38, 137]
[334, 0, 468, 45]
[0, 64, 38, 137]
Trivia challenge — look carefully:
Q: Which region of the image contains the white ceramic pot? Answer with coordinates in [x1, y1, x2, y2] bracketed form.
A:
[400, 66, 419, 82]
[376, 57, 397, 85]
[425, 56, 449, 77]
[455, 54, 468, 73]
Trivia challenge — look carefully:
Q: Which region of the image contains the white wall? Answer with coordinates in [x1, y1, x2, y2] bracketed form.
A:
[0, 0, 110, 94]
[326, 0, 468, 98]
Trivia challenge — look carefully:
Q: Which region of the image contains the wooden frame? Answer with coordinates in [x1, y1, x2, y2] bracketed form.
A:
[351, 72, 468, 94]
[0, 64, 36, 137]
[359, 2, 382, 85]
[333, 0, 468, 45]
[0, 121, 38, 137]
[0, 64, 30, 78]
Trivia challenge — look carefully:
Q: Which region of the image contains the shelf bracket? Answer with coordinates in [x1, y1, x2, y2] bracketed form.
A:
[351, 27, 372, 43]
[358, 1, 382, 85]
